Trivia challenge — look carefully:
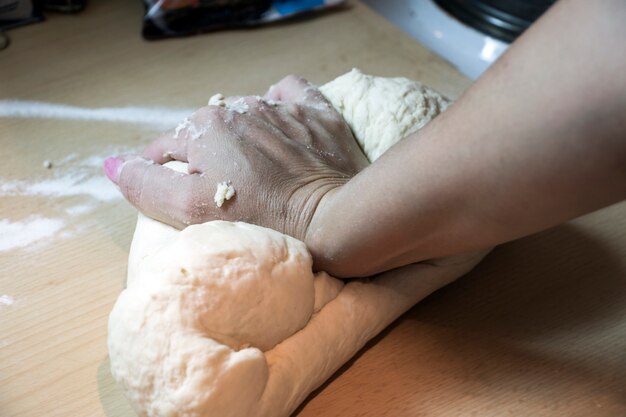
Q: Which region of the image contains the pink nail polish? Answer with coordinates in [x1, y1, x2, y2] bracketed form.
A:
[104, 157, 123, 183]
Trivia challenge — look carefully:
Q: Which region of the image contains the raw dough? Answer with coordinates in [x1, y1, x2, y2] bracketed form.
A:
[214, 181, 235, 207]
[320, 68, 450, 161]
[208, 93, 226, 107]
[108, 70, 486, 417]
[109, 217, 314, 417]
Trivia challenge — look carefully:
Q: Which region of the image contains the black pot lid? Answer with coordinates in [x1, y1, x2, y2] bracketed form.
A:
[435, 0, 555, 43]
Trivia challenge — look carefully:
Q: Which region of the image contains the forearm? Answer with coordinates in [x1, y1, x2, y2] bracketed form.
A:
[307, 0, 626, 277]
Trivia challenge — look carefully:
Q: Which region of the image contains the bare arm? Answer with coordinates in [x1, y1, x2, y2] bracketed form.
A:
[306, 0, 626, 276]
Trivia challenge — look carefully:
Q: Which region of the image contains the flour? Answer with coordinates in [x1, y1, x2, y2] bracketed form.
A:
[0, 100, 194, 130]
[82, 153, 115, 168]
[174, 118, 191, 138]
[228, 98, 250, 114]
[257, 96, 278, 106]
[65, 203, 97, 216]
[0, 217, 66, 252]
[173, 117, 211, 141]
[2, 171, 119, 202]
[2, 147, 133, 202]
[0, 294, 15, 306]
[1, 147, 135, 252]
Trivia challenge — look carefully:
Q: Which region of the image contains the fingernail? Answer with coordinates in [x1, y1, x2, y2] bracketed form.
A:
[103, 157, 123, 184]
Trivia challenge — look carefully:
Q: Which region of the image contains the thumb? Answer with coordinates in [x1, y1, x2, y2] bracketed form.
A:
[104, 155, 208, 229]
[103, 155, 125, 185]
[104, 154, 157, 204]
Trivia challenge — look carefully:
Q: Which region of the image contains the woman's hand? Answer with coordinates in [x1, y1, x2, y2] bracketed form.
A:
[104, 75, 369, 243]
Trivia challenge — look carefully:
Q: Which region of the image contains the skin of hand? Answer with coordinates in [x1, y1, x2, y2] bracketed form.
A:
[104, 75, 369, 243]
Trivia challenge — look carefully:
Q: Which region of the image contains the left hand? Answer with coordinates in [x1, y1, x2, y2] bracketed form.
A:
[104, 75, 369, 242]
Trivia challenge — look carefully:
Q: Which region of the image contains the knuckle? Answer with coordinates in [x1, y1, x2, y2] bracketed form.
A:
[195, 106, 224, 123]
[248, 96, 271, 112]
[279, 74, 307, 89]
[283, 74, 300, 83]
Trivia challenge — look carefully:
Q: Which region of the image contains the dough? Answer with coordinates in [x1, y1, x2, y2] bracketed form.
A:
[208, 93, 226, 107]
[109, 217, 314, 417]
[108, 70, 487, 417]
[320, 68, 450, 162]
[214, 181, 235, 207]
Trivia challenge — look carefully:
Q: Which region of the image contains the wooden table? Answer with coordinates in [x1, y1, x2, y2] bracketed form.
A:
[1, 1, 625, 416]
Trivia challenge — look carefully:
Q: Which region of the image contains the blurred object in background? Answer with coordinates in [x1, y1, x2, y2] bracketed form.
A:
[0, 30, 8, 48]
[0, 0, 44, 30]
[44, 0, 86, 13]
[0, 0, 85, 50]
[142, 0, 345, 39]
[362, 0, 554, 80]
[435, 0, 555, 43]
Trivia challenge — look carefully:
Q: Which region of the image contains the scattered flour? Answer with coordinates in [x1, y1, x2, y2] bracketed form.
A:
[173, 117, 211, 141]
[0, 217, 66, 252]
[228, 98, 249, 114]
[188, 123, 211, 141]
[58, 153, 80, 165]
[2, 174, 119, 202]
[81, 153, 113, 168]
[0, 146, 134, 252]
[174, 117, 191, 138]
[0, 100, 194, 130]
[0, 294, 15, 306]
[65, 203, 97, 216]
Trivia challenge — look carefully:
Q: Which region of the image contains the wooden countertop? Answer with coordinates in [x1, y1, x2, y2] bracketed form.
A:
[1, 1, 625, 416]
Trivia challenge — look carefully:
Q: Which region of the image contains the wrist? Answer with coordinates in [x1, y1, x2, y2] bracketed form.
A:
[305, 184, 372, 278]
[304, 185, 342, 275]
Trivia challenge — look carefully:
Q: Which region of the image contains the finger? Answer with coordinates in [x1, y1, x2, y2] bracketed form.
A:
[112, 155, 219, 229]
[264, 74, 328, 105]
[142, 130, 189, 163]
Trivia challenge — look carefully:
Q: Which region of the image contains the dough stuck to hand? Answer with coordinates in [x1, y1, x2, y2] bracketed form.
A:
[214, 181, 235, 207]
[108, 70, 486, 417]
[208, 93, 226, 107]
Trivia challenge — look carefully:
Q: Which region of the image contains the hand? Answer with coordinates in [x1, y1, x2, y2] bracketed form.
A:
[104, 75, 369, 243]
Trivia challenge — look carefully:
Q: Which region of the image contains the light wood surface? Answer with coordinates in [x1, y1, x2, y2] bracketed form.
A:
[1, 1, 625, 416]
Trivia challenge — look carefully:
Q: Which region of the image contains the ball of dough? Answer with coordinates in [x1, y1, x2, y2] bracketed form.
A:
[320, 68, 450, 161]
[109, 221, 315, 417]
[130, 220, 315, 351]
